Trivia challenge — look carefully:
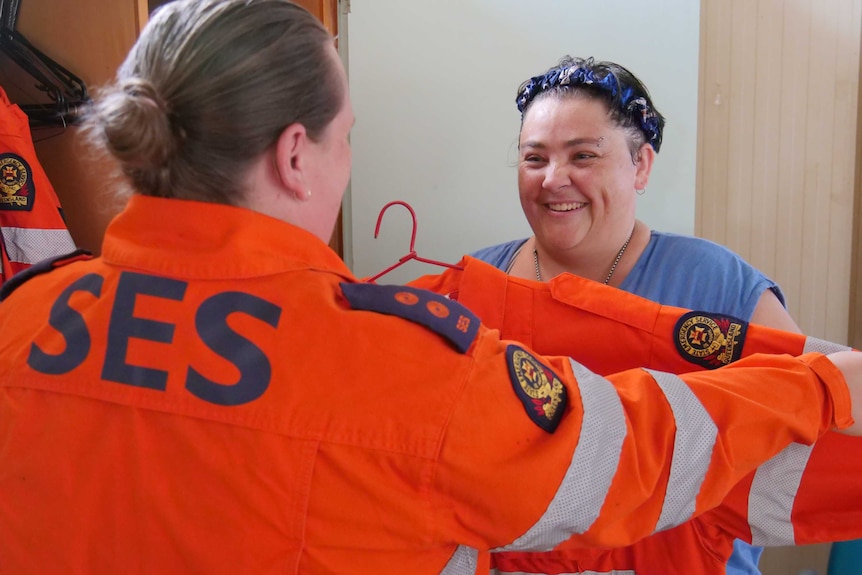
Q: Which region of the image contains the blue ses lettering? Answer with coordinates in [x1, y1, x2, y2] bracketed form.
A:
[27, 271, 281, 406]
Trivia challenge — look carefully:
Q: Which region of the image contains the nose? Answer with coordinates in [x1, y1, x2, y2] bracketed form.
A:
[542, 161, 570, 191]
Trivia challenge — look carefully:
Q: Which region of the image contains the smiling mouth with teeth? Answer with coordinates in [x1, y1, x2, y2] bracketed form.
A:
[547, 202, 588, 212]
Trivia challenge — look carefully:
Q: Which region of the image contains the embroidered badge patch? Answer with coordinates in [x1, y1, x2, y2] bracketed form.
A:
[506, 345, 567, 433]
[340, 283, 480, 353]
[0, 153, 35, 211]
[674, 311, 748, 369]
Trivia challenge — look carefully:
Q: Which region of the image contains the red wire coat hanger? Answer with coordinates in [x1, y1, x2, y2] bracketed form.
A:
[365, 200, 462, 283]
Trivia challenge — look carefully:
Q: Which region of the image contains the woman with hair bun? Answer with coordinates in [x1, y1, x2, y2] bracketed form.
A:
[1, 4, 862, 574]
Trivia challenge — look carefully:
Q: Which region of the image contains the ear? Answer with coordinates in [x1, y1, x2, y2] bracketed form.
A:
[273, 122, 312, 201]
[634, 143, 656, 190]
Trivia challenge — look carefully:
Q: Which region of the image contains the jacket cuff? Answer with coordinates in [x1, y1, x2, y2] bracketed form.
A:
[802, 352, 854, 430]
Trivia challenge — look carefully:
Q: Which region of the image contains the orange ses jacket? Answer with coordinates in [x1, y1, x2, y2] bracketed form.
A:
[410, 256, 861, 575]
[0, 197, 853, 575]
[0, 86, 76, 283]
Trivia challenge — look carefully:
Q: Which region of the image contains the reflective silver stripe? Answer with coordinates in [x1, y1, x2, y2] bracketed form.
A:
[646, 369, 717, 532]
[1, 226, 76, 264]
[494, 359, 626, 552]
[749, 442, 812, 545]
[440, 546, 478, 575]
[803, 336, 851, 354]
[748, 335, 844, 545]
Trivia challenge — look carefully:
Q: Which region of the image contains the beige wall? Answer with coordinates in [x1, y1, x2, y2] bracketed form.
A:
[346, 0, 701, 283]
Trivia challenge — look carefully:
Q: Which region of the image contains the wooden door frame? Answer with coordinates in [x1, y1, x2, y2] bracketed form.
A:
[852, 56, 862, 348]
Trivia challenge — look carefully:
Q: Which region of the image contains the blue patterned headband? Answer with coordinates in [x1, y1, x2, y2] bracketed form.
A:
[516, 64, 663, 152]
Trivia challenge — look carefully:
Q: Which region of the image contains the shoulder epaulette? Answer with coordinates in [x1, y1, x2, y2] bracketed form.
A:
[340, 282, 480, 353]
[0, 248, 93, 302]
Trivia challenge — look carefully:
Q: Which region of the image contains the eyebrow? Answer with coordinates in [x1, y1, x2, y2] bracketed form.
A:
[520, 137, 604, 149]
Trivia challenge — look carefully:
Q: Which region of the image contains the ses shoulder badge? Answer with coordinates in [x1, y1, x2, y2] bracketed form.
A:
[674, 311, 748, 369]
[506, 345, 567, 433]
[0, 153, 35, 211]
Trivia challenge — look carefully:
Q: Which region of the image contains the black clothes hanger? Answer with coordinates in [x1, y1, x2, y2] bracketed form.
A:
[0, 0, 19, 29]
[0, 0, 89, 130]
[365, 200, 462, 284]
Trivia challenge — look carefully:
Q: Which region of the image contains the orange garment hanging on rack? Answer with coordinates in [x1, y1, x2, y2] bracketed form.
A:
[0, 85, 76, 284]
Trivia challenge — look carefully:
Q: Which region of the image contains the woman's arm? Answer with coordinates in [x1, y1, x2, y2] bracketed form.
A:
[750, 288, 802, 333]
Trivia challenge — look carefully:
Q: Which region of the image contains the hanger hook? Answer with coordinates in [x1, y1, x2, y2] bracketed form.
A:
[373, 200, 418, 253]
[365, 200, 463, 284]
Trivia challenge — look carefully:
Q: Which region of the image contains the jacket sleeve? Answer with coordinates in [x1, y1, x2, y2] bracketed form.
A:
[0, 87, 77, 285]
[432, 325, 851, 552]
[708, 430, 862, 547]
[411, 259, 862, 549]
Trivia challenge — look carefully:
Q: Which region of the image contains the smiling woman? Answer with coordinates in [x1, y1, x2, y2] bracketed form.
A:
[341, 1, 861, 573]
[472, 56, 801, 335]
[472, 54, 804, 575]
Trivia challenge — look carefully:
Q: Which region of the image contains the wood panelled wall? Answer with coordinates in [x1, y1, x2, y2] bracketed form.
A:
[698, 0, 861, 345]
[699, 2, 862, 571]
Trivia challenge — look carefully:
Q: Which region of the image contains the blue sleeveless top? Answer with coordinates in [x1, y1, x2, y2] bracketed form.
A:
[472, 230, 784, 575]
[471, 230, 783, 319]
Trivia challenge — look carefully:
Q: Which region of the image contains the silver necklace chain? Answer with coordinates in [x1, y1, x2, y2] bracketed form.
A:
[532, 227, 635, 284]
